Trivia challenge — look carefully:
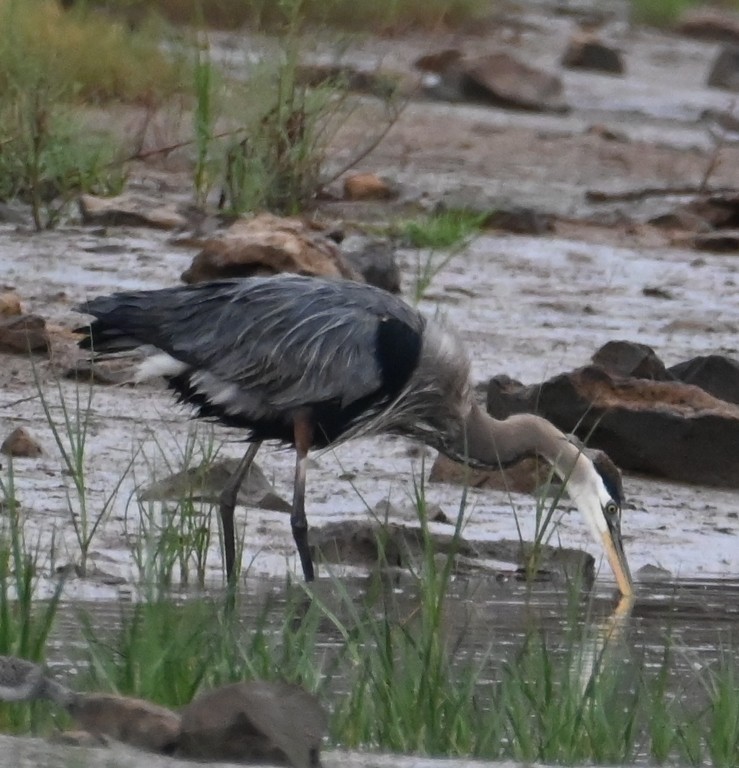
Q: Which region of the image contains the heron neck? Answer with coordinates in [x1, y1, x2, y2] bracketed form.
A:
[456, 402, 580, 480]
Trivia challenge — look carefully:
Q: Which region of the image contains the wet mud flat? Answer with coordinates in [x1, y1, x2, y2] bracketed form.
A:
[2, 224, 737, 597]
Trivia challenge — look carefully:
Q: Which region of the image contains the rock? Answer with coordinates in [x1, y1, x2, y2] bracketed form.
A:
[181, 213, 363, 285]
[676, 9, 739, 45]
[414, 48, 463, 73]
[79, 194, 190, 230]
[340, 235, 401, 293]
[431, 441, 622, 504]
[486, 365, 739, 487]
[312, 520, 593, 582]
[692, 229, 739, 252]
[423, 50, 567, 112]
[1, 428, 42, 458]
[0, 314, 49, 354]
[343, 173, 396, 202]
[138, 458, 291, 513]
[591, 340, 671, 380]
[669, 355, 739, 405]
[684, 192, 739, 228]
[68, 693, 181, 753]
[178, 681, 327, 768]
[484, 206, 553, 235]
[460, 52, 567, 112]
[296, 63, 404, 98]
[561, 33, 624, 74]
[707, 45, 739, 91]
[0, 292, 22, 317]
[429, 452, 553, 494]
[64, 357, 138, 385]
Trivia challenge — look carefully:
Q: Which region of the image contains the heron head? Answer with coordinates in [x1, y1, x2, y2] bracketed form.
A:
[570, 449, 633, 597]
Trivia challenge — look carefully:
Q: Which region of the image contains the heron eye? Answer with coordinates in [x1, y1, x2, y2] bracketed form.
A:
[605, 501, 619, 517]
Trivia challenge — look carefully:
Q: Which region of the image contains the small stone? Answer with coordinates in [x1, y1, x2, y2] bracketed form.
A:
[343, 173, 396, 201]
[591, 340, 670, 380]
[1, 428, 42, 458]
[341, 235, 402, 293]
[0, 292, 22, 317]
[0, 314, 48, 354]
[561, 33, 624, 74]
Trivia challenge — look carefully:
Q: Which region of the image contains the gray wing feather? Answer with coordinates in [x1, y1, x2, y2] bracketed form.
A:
[84, 276, 423, 412]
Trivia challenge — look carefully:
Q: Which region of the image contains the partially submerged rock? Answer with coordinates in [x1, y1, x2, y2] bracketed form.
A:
[139, 457, 291, 513]
[180, 213, 362, 285]
[487, 364, 739, 487]
[676, 8, 739, 45]
[178, 681, 327, 767]
[311, 520, 594, 582]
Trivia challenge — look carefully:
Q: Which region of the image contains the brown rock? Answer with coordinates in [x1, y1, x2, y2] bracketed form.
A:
[414, 48, 463, 73]
[461, 51, 567, 112]
[79, 193, 189, 230]
[591, 340, 670, 380]
[429, 452, 552, 494]
[181, 213, 362, 284]
[0, 292, 22, 317]
[561, 33, 624, 74]
[487, 364, 739, 487]
[343, 173, 396, 201]
[1, 428, 42, 458]
[68, 693, 181, 753]
[178, 681, 327, 768]
[676, 9, 739, 45]
[707, 45, 739, 91]
[0, 314, 49, 354]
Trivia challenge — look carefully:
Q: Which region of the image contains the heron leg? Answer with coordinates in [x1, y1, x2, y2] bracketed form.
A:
[292, 416, 315, 582]
[219, 441, 261, 583]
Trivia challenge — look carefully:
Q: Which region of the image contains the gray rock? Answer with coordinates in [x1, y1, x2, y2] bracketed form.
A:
[561, 34, 624, 74]
[669, 355, 739, 405]
[178, 681, 327, 768]
[311, 520, 594, 582]
[707, 45, 739, 91]
[139, 458, 291, 513]
[591, 340, 671, 380]
[341, 235, 402, 293]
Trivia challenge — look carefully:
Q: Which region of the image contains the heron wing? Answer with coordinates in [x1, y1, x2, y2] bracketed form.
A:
[80, 276, 424, 412]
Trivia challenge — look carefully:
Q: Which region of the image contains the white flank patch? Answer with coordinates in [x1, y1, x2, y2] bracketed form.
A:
[135, 353, 188, 382]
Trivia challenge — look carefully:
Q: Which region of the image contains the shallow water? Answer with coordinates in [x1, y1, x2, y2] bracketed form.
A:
[4, 575, 739, 768]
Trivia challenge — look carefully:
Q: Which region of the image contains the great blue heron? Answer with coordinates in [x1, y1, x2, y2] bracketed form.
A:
[77, 275, 633, 596]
